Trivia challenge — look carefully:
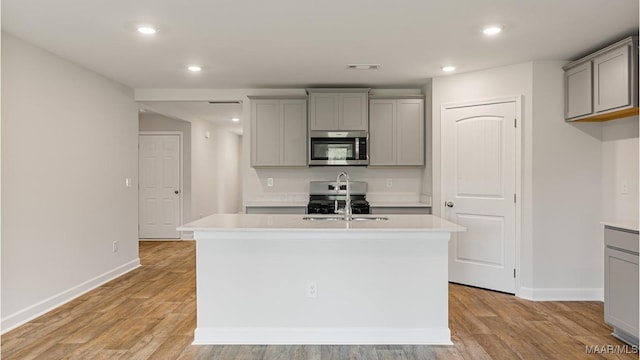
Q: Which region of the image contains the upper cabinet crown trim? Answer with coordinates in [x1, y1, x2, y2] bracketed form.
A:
[368, 94, 425, 100]
[563, 36, 638, 70]
[306, 88, 371, 94]
[248, 95, 308, 100]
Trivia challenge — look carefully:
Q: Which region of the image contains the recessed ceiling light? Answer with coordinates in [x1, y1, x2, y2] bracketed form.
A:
[187, 65, 202, 72]
[232, 117, 240, 122]
[482, 25, 502, 36]
[347, 64, 381, 70]
[137, 26, 157, 35]
[441, 66, 456, 72]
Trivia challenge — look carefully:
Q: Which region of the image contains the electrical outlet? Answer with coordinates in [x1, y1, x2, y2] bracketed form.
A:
[267, 177, 274, 187]
[622, 181, 629, 195]
[386, 178, 393, 188]
[112, 241, 118, 253]
[306, 281, 318, 298]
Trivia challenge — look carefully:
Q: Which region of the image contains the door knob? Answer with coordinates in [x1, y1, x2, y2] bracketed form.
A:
[445, 201, 454, 208]
[174, 190, 179, 194]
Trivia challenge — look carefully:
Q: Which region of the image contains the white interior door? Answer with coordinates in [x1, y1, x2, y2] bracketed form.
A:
[139, 134, 181, 239]
[443, 100, 517, 294]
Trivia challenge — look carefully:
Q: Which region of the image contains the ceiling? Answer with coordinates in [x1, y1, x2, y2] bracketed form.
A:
[2, 0, 638, 132]
[139, 101, 244, 134]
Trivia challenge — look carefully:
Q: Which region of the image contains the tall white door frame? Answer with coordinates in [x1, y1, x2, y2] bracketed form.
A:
[440, 95, 522, 295]
[138, 131, 184, 239]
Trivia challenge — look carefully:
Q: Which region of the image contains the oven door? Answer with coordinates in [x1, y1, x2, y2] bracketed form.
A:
[309, 131, 368, 166]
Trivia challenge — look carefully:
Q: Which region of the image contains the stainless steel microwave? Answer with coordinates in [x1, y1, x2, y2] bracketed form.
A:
[309, 131, 369, 166]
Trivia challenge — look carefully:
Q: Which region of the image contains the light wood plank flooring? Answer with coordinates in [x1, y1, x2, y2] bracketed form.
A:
[2, 241, 637, 359]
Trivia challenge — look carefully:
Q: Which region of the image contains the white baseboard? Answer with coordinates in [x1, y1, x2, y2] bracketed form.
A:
[180, 231, 194, 240]
[1, 258, 141, 334]
[193, 327, 452, 345]
[518, 286, 604, 301]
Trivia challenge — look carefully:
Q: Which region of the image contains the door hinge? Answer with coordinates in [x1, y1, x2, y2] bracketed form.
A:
[513, 193, 516, 203]
[513, 268, 516, 278]
[514, 118, 517, 128]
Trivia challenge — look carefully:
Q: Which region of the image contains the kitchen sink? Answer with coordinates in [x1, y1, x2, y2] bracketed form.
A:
[302, 216, 389, 221]
[351, 216, 389, 221]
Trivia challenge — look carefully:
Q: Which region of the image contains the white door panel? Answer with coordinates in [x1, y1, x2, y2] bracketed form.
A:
[444, 101, 517, 294]
[454, 214, 504, 266]
[139, 134, 181, 239]
[456, 117, 504, 197]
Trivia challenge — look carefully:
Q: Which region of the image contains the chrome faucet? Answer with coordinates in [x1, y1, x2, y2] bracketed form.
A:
[334, 171, 352, 221]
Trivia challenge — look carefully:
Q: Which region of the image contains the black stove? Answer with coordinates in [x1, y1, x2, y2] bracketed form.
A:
[307, 181, 370, 214]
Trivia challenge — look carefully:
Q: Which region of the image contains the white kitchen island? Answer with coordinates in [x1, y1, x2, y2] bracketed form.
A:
[178, 213, 464, 345]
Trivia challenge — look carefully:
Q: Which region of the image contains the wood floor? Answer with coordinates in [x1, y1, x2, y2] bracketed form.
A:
[2, 241, 637, 359]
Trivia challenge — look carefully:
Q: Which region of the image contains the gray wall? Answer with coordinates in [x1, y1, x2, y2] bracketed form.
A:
[1, 32, 139, 331]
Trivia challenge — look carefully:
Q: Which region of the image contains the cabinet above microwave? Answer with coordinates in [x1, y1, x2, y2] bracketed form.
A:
[307, 88, 370, 131]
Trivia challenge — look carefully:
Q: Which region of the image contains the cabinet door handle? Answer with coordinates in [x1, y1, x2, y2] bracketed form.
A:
[445, 201, 454, 208]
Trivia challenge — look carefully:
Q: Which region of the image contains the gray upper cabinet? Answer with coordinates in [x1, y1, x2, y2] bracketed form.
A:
[369, 97, 425, 166]
[250, 97, 307, 167]
[594, 44, 631, 113]
[565, 62, 593, 119]
[308, 89, 369, 131]
[563, 36, 638, 122]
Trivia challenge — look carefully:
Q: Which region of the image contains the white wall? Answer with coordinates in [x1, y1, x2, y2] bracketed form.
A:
[530, 61, 603, 299]
[601, 116, 639, 224]
[216, 131, 242, 213]
[432, 61, 605, 300]
[189, 118, 243, 217]
[139, 111, 242, 221]
[1, 33, 140, 331]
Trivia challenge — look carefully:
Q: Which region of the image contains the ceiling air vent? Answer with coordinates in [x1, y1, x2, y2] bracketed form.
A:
[347, 64, 381, 70]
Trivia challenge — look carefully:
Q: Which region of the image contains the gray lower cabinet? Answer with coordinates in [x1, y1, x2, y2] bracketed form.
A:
[370, 206, 431, 215]
[245, 206, 306, 214]
[563, 36, 638, 122]
[369, 97, 425, 166]
[250, 97, 307, 167]
[604, 226, 639, 346]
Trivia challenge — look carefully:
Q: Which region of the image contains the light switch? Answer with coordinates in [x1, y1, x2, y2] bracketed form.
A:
[267, 178, 274, 187]
[125, 178, 132, 187]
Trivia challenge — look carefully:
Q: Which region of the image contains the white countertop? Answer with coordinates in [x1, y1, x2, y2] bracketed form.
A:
[369, 201, 431, 207]
[178, 213, 465, 232]
[245, 200, 432, 208]
[245, 200, 308, 207]
[601, 220, 640, 232]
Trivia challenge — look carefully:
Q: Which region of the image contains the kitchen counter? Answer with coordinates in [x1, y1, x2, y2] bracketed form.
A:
[244, 200, 433, 215]
[179, 214, 464, 345]
[178, 213, 459, 232]
[601, 220, 640, 232]
[244, 200, 308, 208]
[368, 201, 431, 207]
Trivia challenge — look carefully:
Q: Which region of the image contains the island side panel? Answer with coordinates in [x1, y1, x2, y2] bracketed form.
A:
[193, 230, 451, 345]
